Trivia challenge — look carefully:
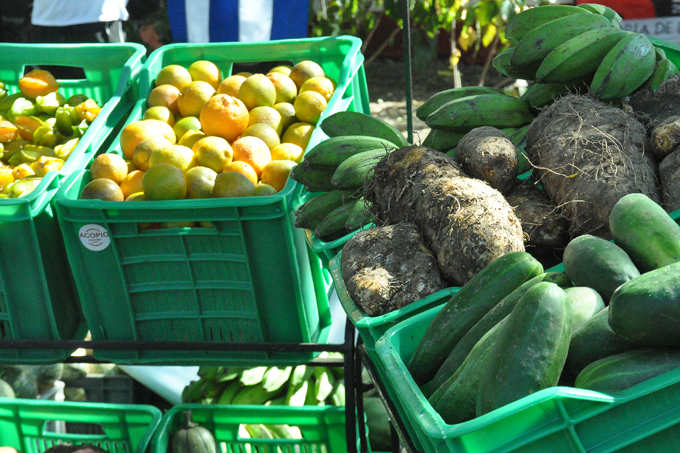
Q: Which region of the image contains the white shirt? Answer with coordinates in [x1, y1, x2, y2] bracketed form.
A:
[32, 0, 129, 27]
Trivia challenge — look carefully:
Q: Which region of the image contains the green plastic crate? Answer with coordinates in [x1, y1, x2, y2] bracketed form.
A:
[152, 404, 351, 453]
[0, 43, 146, 363]
[0, 398, 161, 452]
[375, 302, 680, 453]
[53, 37, 366, 365]
[651, 37, 680, 67]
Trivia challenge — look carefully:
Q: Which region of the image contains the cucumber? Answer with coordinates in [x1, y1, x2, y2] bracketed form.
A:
[575, 348, 680, 393]
[564, 286, 605, 333]
[476, 282, 572, 416]
[562, 234, 640, 303]
[429, 317, 507, 424]
[609, 193, 680, 272]
[407, 251, 544, 386]
[429, 271, 571, 394]
[564, 306, 638, 379]
[609, 260, 680, 347]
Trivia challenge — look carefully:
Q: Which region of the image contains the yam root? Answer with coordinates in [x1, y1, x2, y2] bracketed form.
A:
[455, 126, 519, 195]
[526, 94, 661, 239]
[341, 223, 446, 316]
[660, 147, 680, 212]
[364, 145, 525, 286]
[622, 73, 680, 127]
[650, 115, 680, 161]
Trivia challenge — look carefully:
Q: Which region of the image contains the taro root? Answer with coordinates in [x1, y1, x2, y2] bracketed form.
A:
[364, 145, 525, 286]
[455, 126, 519, 195]
[341, 223, 446, 317]
[650, 115, 680, 161]
[659, 147, 680, 213]
[526, 94, 661, 239]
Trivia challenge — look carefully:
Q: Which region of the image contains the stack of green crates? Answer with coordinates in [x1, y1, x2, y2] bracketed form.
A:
[54, 36, 367, 365]
[0, 398, 161, 451]
[0, 43, 145, 363]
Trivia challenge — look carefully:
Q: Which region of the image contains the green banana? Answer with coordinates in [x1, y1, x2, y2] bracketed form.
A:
[303, 135, 397, 167]
[239, 366, 269, 386]
[501, 124, 531, 145]
[290, 160, 336, 193]
[642, 58, 680, 92]
[536, 28, 628, 83]
[493, 46, 537, 80]
[265, 424, 302, 440]
[232, 382, 281, 405]
[261, 367, 293, 393]
[265, 395, 286, 406]
[216, 367, 244, 382]
[294, 190, 353, 230]
[181, 379, 209, 403]
[329, 381, 346, 406]
[314, 199, 362, 242]
[520, 80, 585, 111]
[217, 380, 241, 404]
[576, 3, 622, 27]
[590, 33, 657, 101]
[289, 364, 313, 387]
[510, 13, 612, 74]
[504, 5, 593, 44]
[285, 378, 310, 406]
[313, 366, 335, 402]
[320, 111, 409, 147]
[421, 127, 466, 151]
[345, 197, 373, 232]
[426, 94, 535, 132]
[330, 148, 388, 190]
[416, 86, 504, 121]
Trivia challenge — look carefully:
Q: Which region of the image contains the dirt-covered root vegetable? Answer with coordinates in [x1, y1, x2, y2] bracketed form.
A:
[505, 179, 570, 265]
[650, 115, 680, 161]
[455, 126, 519, 195]
[364, 145, 525, 286]
[526, 94, 661, 239]
[622, 73, 680, 127]
[341, 223, 446, 316]
[659, 147, 680, 212]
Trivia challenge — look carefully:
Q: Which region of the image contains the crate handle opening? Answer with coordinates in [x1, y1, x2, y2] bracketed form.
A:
[24, 65, 87, 81]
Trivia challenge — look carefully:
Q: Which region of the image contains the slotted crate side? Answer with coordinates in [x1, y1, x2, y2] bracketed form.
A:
[0, 398, 161, 453]
[54, 36, 366, 365]
[0, 43, 145, 363]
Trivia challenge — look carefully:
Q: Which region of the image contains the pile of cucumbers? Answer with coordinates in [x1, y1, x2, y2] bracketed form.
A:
[292, 111, 407, 242]
[405, 193, 680, 424]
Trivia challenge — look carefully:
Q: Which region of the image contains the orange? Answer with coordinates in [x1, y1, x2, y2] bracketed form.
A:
[254, 183, 278, 196]
[172, 116, 202, 141]
[120, 119, 176, 159]
[193, 136, 233, 172]
[223, 161, 258, 186]
[238, 74, 277, 110]
[80, 178, 124, 201]
[90, 153, 128, 185]
[143, 106, 175, 126]
[185, 166, 217, 199]
[132, 135, 174, 171]
[199, 94, 249, 142]
[294, 91, 327, 125]
[178, 129, 206, 149]
[267, 65, 293, 77]
[177, 81, 216, 118]
[148, 144, 195, 172]
[241, 123, 280, 151]
[299, 76, 335, 102]
[289, 61, 325, 90]
[120, 169, 145, 198]
[260, 160, 297, 192]
[231, 136, 271, 178]
[155, 64, 192, 90]
[273, 102, 298, 133]
[125, 192, 147, 201]
[18, 69, 59, 98]
[281, 122, 315, 150]
[188, 60, 222, 90]
[266, 72, 297, 104]
[212, 171, 257, 198]
[270, 143, 304, 163]
[217, 75, 247, 97]
[147, 84, 181, 116]
[248, 106, 283, 135]
[142, 163, 187, 200]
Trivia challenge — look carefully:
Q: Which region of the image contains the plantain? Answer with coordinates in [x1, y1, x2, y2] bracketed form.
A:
[535, 28, 628, 83]
[520, 80, 587, 112]
[642, 58, 680, 92]
[232, 382, 282, 405]
[426, 94, 535, 132]
[313, 366, 335, 402]
[590, 33, 657, 101]
[416, 86, 504, 121]
[294, 189, 353, 230]
[504, 4, 593, 44]
[216, 380, 241, 404]
[285, 378, 310, 406]
[261, 366, 293, 393]
[510, 13, 612, 75]
[421, 127, 466, 152]
[320, 111, 409, 147]
[239, 366, 268, 386]
[345, 197, 373, 233]
[289, 160, 336, 193]
[330, 148, 388, 190]
[493, 46, 538, 80]
[501, 124, 531, 146]
[576, 3, 623, 27]
[314, 199, 362, 242]
[302, 135, 397, 167]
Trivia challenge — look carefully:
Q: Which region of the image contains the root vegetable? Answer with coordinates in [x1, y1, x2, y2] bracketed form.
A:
[660, 147, 680, 212]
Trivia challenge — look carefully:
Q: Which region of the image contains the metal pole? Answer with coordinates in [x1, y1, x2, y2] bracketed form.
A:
[402, 0, 414, 144]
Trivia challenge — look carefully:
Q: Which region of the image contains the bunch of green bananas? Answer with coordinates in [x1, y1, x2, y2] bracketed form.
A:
[292, 111, 409, 242]
[181, 354, 346, 408]
[494, 3, 678, 105]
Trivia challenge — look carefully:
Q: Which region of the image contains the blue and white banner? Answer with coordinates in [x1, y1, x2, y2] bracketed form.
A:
[621, 17, 680, 43]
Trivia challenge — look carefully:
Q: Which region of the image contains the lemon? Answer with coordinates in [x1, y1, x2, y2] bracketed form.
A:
[148, 144, 195, 172]
[192, 136, 233, 172]
[213, 171, 257, 198]
[238, 74, 277, 110]
[142, 163, 187, 200]
[185, 166, 217, 199]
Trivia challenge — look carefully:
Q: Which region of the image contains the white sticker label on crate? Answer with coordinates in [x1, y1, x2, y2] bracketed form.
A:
[79, 224, 110, 251]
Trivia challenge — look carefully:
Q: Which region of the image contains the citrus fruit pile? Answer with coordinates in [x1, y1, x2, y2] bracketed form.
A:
[80, 59, 336, 202]
[0, 69, 102, 198]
